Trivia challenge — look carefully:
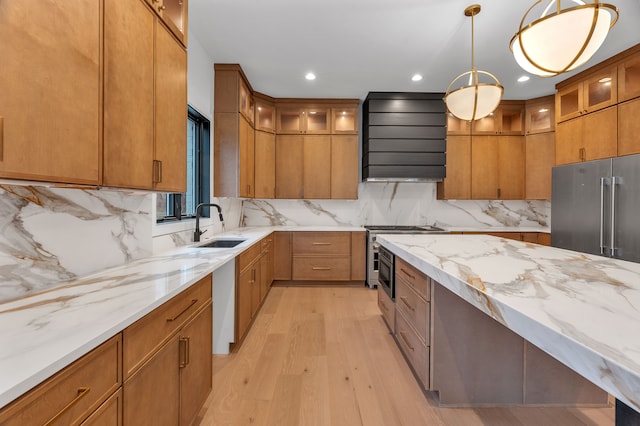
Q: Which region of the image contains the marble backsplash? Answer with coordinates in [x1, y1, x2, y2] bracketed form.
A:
[0, 186, 245, 303]
[242, 182, 550, 229]
[0, 185, 153, 302]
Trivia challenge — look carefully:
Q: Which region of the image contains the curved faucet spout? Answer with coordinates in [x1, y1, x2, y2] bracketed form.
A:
[194, 203, 224, 242]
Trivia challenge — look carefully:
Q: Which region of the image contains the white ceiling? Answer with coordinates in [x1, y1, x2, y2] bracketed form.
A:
[189, 0, 640, 101]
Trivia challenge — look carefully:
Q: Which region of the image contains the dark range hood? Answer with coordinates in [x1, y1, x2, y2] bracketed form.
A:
[362, 92, 447, 182]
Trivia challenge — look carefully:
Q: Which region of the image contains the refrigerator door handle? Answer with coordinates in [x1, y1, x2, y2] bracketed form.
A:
[611, 176, 618, 257]
[600, 177, 607, 255]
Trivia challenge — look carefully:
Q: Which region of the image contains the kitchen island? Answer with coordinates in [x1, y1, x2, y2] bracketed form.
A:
[378, 233, 640, 417]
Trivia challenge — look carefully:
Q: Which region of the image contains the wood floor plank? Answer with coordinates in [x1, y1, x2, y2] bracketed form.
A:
[197, 286, 614, 426]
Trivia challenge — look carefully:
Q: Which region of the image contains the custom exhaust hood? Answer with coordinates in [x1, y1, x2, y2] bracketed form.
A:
[362, 92, 447, 182]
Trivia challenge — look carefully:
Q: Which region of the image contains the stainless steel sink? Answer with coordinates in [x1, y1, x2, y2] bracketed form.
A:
[197, 239, 246, 248]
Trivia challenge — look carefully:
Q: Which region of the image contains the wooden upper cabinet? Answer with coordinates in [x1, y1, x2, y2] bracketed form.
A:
[556, 66, 617, 122]
[155, 0, 188, 46]
[555, 106, 617, 165]
[331, 135, 359, 199]
[104, 1, 187, 191]
[472, 102, 524, 135]
[437, 135, 471, 200]
[471, 135, 524, 199]
[154, 20, 187, 192]
[276, 106, 331, 134]
[255, 97, 276, 133]
[525, 132, 555, 200]
[0, 0, 100, 185]
[331, 107, 358, 134]
[275, 135, 304, 198]
[254, 130, 276, 198]
[618, 97, 640, 156]
[525, 95, 554, 135]
[446, 114, 471, 135]
[303, 135, 331, 199]
[239, 115, 255, 198]
[619, 54, 640, 102]
[239, 78, 255, 125]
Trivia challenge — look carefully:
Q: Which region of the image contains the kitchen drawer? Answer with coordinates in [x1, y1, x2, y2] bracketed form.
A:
[395, 309, 429, 389]
[123, 274, 212, 378]
[0, 335, 122, 426]
[80, 388, 122, 425]
[395, 257, 430, 300]
[292, 232, 351, 255]
[377, 284, 395, 331]
[395, 277, 430, 344]
[292, 256, 351, 280]
[239, 242, 262, 272]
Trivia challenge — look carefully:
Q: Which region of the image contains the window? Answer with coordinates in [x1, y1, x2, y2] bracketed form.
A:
[156, 106, 210, 222]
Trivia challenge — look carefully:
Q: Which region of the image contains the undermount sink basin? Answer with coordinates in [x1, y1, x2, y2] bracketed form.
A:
[197, 239, 246, 248]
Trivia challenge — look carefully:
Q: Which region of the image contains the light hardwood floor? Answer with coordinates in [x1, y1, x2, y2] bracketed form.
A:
[196, 286, 614, 425]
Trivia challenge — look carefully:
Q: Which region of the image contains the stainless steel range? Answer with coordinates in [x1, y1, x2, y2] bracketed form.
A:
[365, 225, 446, 291]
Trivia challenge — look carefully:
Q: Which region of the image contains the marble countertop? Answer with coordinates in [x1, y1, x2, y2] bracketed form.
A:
[0, 225, 369, 408]
[443, 226, 550, 233]
[377, 233, 640, 411]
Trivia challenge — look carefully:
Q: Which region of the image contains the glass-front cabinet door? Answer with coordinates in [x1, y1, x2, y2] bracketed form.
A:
[305, 107, 330, 134]
[331, 107, 358, 133]
[525, 95, 554, 135]
[159, 0, 188, 46]
[556, 83, 583, 122]
[618, 55, 640, 102]
[584, 67, 617, 113]
[276, 106, 331, 134]
[255, 99, 275, 133]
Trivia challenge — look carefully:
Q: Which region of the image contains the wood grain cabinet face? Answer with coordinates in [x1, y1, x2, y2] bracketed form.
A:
[378, 284, 395, 331]
[151, 0, 188, 46]
[471, 136, 524, 200]
[525, 95, 555, 135]
[0, 0, 101, 185]
[556, 67, 617, 123]
[254, 130, 276, 198]
[104, 0, 187, 191]
[123, 277, 213, 426]
[0, 335, 122, 426]
[619, 55, 640, 102]
[290, 232, 355, 282]
[472, 102, 524, 135]
[255, 100, 276, 133]
[525, 132, 555, 200]
[436, 135, 471, 200]
[556, 106, 617, 165]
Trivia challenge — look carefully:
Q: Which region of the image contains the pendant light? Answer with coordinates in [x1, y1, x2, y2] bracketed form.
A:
[510, 0, 618, 77]
[444, 4, 503, 121]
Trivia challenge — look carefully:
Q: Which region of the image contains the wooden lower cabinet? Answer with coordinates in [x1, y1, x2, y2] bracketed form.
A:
[0, 335, 122, 426]
[81, 389, 123, 426]
[124, 302, 212, 426]
[287, 231, 363, 283]
[236, 235, 275, 344]
[274, 231, 292, 280]
[377, 285, 395, 331]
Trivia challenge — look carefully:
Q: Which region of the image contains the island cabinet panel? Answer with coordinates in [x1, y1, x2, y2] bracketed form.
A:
[0, 335, 122, 426]
[431, 283, 525, 405]
[0, 0, 101, 185]
[377, 285, 395, 331]
[81, 388, 122, 426]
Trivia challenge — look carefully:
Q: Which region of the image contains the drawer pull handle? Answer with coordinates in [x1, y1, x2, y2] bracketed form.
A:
[400, 296, 415, 312]
[398, 332, 414, 352]
[312, 242, 332, 245]
[0, 116, 4, 161]
[179, 337, 190, 368]
[167, 299, 198, 322]
[312, 267, 331, 270]
[44, 387, 90, 425]
[400, 268, 416, 280]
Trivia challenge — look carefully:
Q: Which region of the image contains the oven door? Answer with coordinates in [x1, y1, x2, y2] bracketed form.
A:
[378, 246, 395, 300]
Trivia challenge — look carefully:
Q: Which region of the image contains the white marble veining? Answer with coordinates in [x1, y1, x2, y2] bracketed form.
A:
[0, 227, 274, 409]
[0, 185, 152, 303]
[242, 182, 550, 229]
[377, 233, 640, 411]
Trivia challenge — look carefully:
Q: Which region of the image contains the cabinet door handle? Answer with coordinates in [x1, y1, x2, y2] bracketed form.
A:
[400, 268, 415, 280]
[179, 337, 190, 368]
[312, 242, 331, 245]
[398, 332, 414, 351]
[579, 147, 586, 162]
[44, 387, 91, 426]
[166, 299, 198, 322]
[400, 296, 415, 312]
[0, 116, 4, 161]
[312, 266, 331, 270]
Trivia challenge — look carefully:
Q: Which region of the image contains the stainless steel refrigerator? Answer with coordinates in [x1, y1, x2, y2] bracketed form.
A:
[551, 154, 640, 263]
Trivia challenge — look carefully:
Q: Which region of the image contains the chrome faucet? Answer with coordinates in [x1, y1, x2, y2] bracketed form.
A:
[194, 203, 224, 242]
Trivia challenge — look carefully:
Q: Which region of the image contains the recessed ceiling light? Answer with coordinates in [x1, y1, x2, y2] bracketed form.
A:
[517, 75, 530, 83]
[305, 72, 316, 80]
[411, 74, 423, 82]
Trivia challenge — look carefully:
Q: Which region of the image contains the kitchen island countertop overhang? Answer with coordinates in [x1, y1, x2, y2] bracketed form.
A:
[377, 233, 640, 412]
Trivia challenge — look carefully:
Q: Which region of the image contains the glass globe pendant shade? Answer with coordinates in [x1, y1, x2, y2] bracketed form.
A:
[510, 1, 619, 77]
[445, 70, 504, 121]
